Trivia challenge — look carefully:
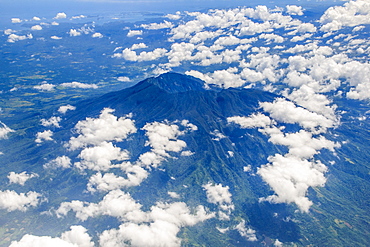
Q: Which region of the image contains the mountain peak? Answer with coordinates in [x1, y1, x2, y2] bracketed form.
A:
[142, 72, 207, 93]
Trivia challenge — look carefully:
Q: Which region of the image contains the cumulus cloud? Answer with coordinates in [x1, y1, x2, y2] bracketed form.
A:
[44, 156, 72, 169]
[0, 190, 41, 212]
[61, 81, 98, 89]
[35, 130, 53, 143]
[320, 0, 370, 31]
[286, 5, 304, 16]
[141, 20, 173, 30]
[51, 36, 62, 40]
[258, 154, 327, 212]
[127, 30, 142, 37]
[69, 29, 81, 37]
[58, 104, 76, 114]
[117, 76, 130, 82]
[54, 12, 67, 19]
[130, 43, 148, 50]
[67, 108, 137, 150]
[31, 25, 42, 31]
[114, 48, 167, 62]
[86, 166, 148, 192]
[33, 83, 55, 91]
[260, 98, 335, 133]
[0, 121, 14, 139]
[235, 220, 257, 241]
[9, 225, 94, 247]
[8, 172, 38, 186]
[228, 113, 274, 129]
[75, 142, 130, 171]
[138, 120, 197, 168]
[203, 183, 234, 220]
[7, 33, 33, 43]
[92, 32, 103, 38]
[11, 18, 22, 23]
[41, 116, 62, 128]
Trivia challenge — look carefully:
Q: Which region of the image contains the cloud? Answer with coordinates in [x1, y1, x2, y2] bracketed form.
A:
[33, 83, 56, 91]
[227, 113, 274, 129]
[210, 129, 226, 141]
[114, 48, 167, 62]
[69, 29, 81, 36]
[54, 12, 67, 19]
[165, 13, 181, 20]
[141, 20, 173, 30]
[138, 120, 197, 168]
[9, 225, 93, 247]
[86, 166, 148, 192]
[0, 121, 14, 139]
[258, 154, 327, 213]
[32, 16, 41, 21]
[41, 116, 62, 128]
[0, 190, 41, 212]
[51, 36, 62, 40]
[8, 172, 38, 186]
[260, 98, 335, 133]
[67, 108, 137, 150]
[286, 5, 304, 16]
[320, 0, 370, 31]
[92, 32, 103, 38]
[130, 43, 148, 50]
[35, 130, 53, 143]
[61, 81, 98, 89]
[127, 30, 142, 37]
[117, 76, 130, 82]
[31, 25, 42, 31]
[58, 104, 76, 114]
[203, 183, 234, 220]
[235, 220, 257, 241]
[44, 156, 72, 169]
[7, 33, 33, 43]
[11, 18, 22, 23]
[75, 141, 130, 171]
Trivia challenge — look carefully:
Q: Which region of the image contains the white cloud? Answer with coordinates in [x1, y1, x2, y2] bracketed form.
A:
[138, 120, 196, 168]
[41, 116, 62, 128]
[114, 48, 167, 62]
[7, 33, 33, 43]
[227, 113, 274, 129]
[0, 190, 41, 212]
[210, 129, 226, 141]
[75, 142, 130, 171]
[235, 220, 257, 241]
[117, 76, 130, 82]
[127, 30, 142, 37]
[8, 172, 38, 186]
[33, 83, 55, 91]
[4, 29, 15, 35]
[165, 13, 181, 20]
[51, 21, 59, 25]
[11, 18, 22, 23]
[54, 12, 67, 19]
[87, 167, 148, 192]
[51, 36, 62, 40]
[141, 20, 173, 30]
[67, 108, 137, 150]
[44, 156, 72, 169]
[32, 16, 41, 21]
[320, 0, 370, 32]
[260, 98, 335, 133]
[0, 121, 14, 139]
[61, 81, 98, 89]
[69, 29, 81, 37]
[258, 154, 327, 213]
[286, 5, 304, 16]
[130, 43, 147, 50]
[92, 32, 103, 38]
[30, 25, 42, 31]
[58, 104, 76, 114]
[168, 191, 180, 199]
[9, 225, 93, 247]
[203, 183, 234, 220]
[35, 130, 53, 143]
